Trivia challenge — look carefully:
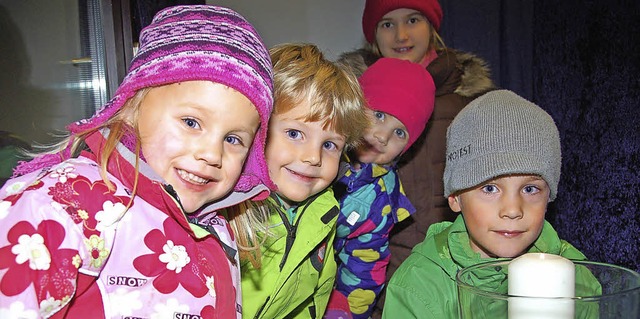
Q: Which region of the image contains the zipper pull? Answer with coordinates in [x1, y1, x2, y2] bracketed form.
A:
[163, 184, 185, 210]
[254, 295, 270, 319]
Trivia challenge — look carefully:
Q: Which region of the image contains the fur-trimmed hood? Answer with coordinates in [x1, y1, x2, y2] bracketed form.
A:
[450, 50, 495, 97]
[337, 48, 495, 98]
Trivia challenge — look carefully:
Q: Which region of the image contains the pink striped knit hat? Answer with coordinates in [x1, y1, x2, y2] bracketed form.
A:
[15, 5, 276, 192]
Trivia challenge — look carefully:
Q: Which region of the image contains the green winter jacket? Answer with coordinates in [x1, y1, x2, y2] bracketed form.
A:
[241, 188, 340, 319]
[382, 215, 601, 319]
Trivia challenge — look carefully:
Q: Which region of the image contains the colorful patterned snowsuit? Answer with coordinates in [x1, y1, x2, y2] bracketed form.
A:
[326, 163, 414, 319]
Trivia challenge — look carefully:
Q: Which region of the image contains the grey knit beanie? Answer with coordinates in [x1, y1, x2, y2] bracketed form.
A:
[443, 90, 562, 200]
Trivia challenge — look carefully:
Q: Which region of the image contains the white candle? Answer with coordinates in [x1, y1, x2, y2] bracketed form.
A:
[508, 253, 576, 319]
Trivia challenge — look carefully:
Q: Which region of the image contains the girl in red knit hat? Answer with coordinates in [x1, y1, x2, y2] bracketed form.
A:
[338, 0, 496, 317]
[325, 58, 435, 319]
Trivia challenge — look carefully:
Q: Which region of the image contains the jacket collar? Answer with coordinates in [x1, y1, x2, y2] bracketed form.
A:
[340, 161, 395, 189]
[445, 215, 566, 267]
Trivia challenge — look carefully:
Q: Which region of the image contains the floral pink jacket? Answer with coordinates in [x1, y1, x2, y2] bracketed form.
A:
[0, 131, 262, 319]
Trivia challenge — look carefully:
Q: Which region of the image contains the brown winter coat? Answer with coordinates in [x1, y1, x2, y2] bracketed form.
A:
[338, 48, 495, 318]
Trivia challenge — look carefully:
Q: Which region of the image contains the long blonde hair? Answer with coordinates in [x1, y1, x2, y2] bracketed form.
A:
[222, 200, 272, 267]
[22, 88, 150, 209]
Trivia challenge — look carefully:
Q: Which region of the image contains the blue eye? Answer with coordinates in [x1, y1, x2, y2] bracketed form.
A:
[183, 118, 200, 129]
[523, 185, 540, 194]
[394, 128, 407, 139]
[323, 141, 338, 151]
[286, 129, 302, 140]
[225, 135, 242, 145]
[374, 111, 385, 121]
[481, 184, 498, 193]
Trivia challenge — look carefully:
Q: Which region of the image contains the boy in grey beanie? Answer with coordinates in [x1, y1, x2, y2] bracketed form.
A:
[383, 90, 600, 319]
[443, 89, 561, 201]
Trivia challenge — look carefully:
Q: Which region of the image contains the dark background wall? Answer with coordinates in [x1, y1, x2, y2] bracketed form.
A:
[534, 1, 639, 272]
[440, 0, 639, 271]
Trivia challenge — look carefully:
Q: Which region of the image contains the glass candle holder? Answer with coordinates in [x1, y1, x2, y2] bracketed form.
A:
[456, 259, 640, 319]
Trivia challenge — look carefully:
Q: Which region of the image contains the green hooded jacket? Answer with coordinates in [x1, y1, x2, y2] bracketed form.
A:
[241, 188, 340, 319]
[382, 215, 601, 319]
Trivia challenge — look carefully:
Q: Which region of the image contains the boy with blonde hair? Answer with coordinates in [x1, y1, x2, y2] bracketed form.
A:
[239, 43, 369, 319]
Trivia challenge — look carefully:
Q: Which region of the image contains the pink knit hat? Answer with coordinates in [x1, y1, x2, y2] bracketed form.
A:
[362, 0, 443, 43]
[358, 58, 435, 153]
[15, 5, 276, 192]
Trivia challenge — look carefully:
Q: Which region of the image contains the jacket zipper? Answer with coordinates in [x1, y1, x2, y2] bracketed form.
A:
[254, 295, 270, 319]
[277, 193, 320, 270]
[277, 208, 296, 271]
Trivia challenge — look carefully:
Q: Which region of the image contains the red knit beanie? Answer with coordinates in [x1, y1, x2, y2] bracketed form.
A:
[358, 58, 435, 153]
[362, 0, 443, 43]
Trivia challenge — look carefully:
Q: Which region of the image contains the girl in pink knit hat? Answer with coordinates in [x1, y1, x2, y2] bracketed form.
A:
[339, 1, 496, 316]
[325, 57, 435, 319]
[0, 5, 274, 318]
